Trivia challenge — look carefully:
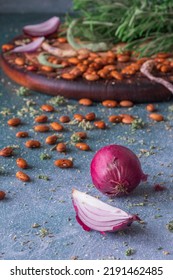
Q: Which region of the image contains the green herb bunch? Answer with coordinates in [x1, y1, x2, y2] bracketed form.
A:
[65, 0, 173, 56]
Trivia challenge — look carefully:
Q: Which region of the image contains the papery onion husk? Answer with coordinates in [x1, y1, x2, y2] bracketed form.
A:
[72, 189, 140, 233]
[23, 16, 60, 37]
[11, 37, 45, 53]
[90, 144, 147, 197]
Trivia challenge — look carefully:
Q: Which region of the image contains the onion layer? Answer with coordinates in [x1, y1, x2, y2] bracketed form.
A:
[72, 189, 140, 233]
[23, 16, 60, 37]
[90, 144, 147, 197]
[11, 37, 45, 53]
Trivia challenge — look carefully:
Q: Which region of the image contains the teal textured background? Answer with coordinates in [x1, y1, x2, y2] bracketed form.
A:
[0, 13, 173, 260]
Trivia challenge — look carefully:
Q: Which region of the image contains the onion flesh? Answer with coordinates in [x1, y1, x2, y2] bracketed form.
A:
[23, 16, 60, 37]
[90, 144, 147, 197]
[72, 189, 140, 233]
[11, 37, 45, 53]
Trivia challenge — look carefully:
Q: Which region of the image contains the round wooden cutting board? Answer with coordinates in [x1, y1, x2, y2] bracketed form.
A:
[0, 35, 173, 103]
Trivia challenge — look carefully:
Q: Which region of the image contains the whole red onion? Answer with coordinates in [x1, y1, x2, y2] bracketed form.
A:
[90, 144, 147, 197]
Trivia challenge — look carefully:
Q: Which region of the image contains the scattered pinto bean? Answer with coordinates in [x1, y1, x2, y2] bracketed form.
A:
[108, 115, 122, 123]
[73, 114, 85, 122]
[34, 115, 48, 123]
[16, 131, 29, 138]
[78, 98, 93, 106]
[16, 158, 28, 169]
[102, 100, 118, 108]
[59, 115, 71, 123]
[56, 143, 67, 153]
[34, 124, 50, 132]
[149, 113, 164, 122]
[85, 112, 96, 121]
[25, 140, 41, 148]
[119, 100, 134, 107]
[0, 147, 13, 157]
[7, 117, 21, 126]
[146, 104, 155, 112]
[50, 122, 64, 131]
[75, 142, 90, 151]
[16, 171, 30, 182]
[94, 120, 106, 129]
[41, 104, 55, 112]
[45, 135, 58, 145]
[54, 159, 73, 168]
[121, 114, 135, 124]
[75, 131, 87, 139]
[0, 190, 6, 200]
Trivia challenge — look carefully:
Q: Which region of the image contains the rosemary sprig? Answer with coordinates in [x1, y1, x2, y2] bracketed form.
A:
[65, 0, 173, 56]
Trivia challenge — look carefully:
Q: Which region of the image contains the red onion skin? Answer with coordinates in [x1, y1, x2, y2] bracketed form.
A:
[23, 17, 60, 37]
[90, 144, 148, 197]
[11, 37, 44, 53]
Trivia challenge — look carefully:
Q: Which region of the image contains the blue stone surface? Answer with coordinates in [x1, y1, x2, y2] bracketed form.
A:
[0, 14, 173, 260]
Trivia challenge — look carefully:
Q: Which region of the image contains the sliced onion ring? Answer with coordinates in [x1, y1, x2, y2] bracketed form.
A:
[23, 16, 60, 37]
[11, 37, 45, 53]
[72, 189, 140, 233]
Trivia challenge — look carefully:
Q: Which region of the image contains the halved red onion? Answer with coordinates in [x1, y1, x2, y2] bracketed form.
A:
[11, 37, 45, 53]
[23, 17, 60, 37]
[72, 189, 140, 233]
